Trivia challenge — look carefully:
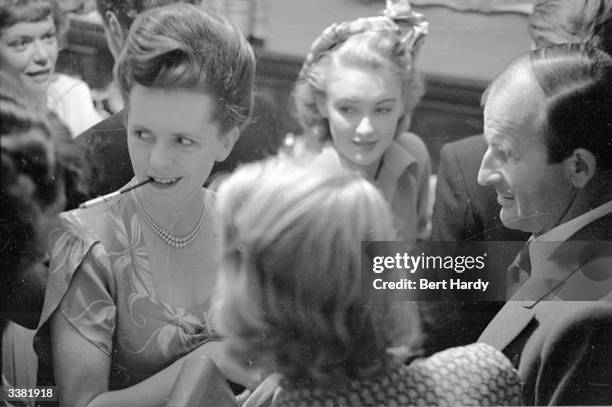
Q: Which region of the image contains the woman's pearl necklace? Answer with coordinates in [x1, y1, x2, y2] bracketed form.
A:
[132, 188, 206, 248]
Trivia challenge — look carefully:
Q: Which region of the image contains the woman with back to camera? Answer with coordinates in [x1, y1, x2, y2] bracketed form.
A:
[0, 89, 88, 396]
[211, 154, 522, 406]
[292, 0, 432, 241]
[35, 4, 258, 406]
[1, 75, 90, 391]
[0, 0, 102, 136]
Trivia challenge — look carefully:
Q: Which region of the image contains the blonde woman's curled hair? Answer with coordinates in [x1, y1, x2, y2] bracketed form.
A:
[293, 27, 425, 144]
[212, 154, 409, 387]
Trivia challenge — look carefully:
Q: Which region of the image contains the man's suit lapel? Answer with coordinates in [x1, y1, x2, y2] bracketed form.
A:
[544, 240, 612, 301]
[511, 212, 612, 302]
[567, 212, 612, 241]
[478, 301, 535, 353]
[480, 212, 612, 357]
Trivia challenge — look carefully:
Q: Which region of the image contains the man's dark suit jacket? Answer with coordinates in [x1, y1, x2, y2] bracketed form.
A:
[422, 135, 530, 356]
[480, 302, 612, 405]
[431, 135, 530, 243]
[479, 214, 612, 405]
[76, 93, 286, 198]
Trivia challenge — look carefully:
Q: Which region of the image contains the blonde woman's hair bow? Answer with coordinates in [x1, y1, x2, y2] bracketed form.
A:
[298, 0, 428, 80]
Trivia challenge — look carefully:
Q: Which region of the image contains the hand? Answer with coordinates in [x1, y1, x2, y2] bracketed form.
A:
[190, 340, 265, 390]
[241, 373, 283, 407]
[167, 356, 240, 407]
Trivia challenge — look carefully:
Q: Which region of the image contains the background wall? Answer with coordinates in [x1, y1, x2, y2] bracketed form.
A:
[59, 0, 534, 169]
[266, 0, 531, 82]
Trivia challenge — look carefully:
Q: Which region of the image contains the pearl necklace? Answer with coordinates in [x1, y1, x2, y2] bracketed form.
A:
[132, 188, 206, 248]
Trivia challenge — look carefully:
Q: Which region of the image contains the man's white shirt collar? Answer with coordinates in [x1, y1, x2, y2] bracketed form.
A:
[528, 200, 612, 279]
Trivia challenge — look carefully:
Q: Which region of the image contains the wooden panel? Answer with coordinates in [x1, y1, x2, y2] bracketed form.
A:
[254, 51, 304, 136]
[412, 74, 486, 169]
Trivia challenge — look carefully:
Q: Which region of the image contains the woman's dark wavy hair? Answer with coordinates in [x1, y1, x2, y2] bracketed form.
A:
[1, 96, 57, 309]
[0, 62, 90, 212]
[0, 92, 89, 314]
[116, 3, 255, 133]
[0, 0, 63, 32]
[528, 44, 612, 171]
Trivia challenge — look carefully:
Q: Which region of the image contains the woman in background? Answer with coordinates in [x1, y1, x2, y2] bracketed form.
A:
[35, 4, 258, 406]
[292, 0, 431, 241]
[1, 76, 89, 391]
[0, 0, 102, 136]
[1, 89, 87, 395]
[212, 154, 522, 406]
[1, 92, 66, 343]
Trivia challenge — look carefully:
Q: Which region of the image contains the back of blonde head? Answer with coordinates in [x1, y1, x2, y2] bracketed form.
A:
[213, 155, 401, 386]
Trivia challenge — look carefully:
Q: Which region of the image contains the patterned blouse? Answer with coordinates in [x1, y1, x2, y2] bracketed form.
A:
[35, 186, 218, 389]
[273, 343, 522, 406]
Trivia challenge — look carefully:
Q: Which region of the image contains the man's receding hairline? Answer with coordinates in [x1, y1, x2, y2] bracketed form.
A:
[484, 59, 549, 143]
[485, 58, 548, 125]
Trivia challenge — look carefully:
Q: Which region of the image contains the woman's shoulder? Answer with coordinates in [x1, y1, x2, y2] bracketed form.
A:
[48, 73, 90, 92]
[47, 73, 91, 102]
[415, 342, 515, 374]
[274, 344, 521, 407]
[404, 343, 522, 405]
[395, 132, 430, 163]
[40, 198, 131, 326]
[47, 74, 103, 135]
[52, 208, 100, 257]
[56, 197, 124, 241]
[50, 195, 134, 272]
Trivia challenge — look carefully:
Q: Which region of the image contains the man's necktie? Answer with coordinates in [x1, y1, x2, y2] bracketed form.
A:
[507, 241, 531, 298]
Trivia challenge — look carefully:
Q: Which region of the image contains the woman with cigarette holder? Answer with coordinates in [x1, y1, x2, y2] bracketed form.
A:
[35, 4, 257, 406]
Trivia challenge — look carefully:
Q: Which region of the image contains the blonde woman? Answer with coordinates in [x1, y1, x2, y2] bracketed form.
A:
[212, 155, 522, 406]
[292, 0, 431, 240]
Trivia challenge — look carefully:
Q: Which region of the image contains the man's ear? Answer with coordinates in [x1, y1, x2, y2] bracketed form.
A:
[215, 127, 240, 162]
[565, 148, 597, 188]
[104, 11, 126, 60]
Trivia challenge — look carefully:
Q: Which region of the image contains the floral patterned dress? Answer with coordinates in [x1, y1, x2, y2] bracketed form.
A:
[35, 186, 218, 389]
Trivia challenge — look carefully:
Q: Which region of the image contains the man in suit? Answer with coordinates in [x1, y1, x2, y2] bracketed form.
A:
[482, 301, 612, 405]
[431, 0, 611, 244]
[424, 0, 612, 355]
[477, 44, 612, 405]
[78, 0, 285, 198]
